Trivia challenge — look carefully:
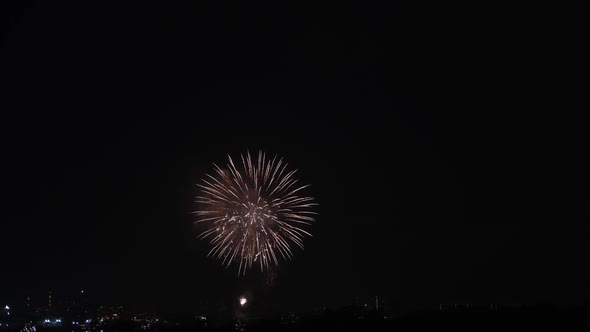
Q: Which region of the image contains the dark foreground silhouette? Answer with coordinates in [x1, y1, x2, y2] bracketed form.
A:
[12, 305, 586, 332]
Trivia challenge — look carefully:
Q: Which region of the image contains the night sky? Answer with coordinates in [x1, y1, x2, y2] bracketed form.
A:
[1, 2, 587, 313]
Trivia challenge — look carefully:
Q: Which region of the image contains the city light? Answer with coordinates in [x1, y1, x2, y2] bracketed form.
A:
[239, 297, 247, 307]
[4, 305, 9, 310]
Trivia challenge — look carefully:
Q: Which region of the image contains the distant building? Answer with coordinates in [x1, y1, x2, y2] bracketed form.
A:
[65, 290, 90, 321]
[1, 305, 9, 318]
[97, 305, 125, 322]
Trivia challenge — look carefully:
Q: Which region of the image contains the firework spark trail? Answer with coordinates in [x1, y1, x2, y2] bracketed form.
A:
[195, 151, 317, 275]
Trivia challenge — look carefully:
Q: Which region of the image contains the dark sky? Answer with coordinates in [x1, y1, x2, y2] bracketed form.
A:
[1, 2, 587, 313]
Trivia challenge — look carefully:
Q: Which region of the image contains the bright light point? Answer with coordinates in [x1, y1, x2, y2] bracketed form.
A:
[239, 297, 247, 306]
[4, 305, 9, 310]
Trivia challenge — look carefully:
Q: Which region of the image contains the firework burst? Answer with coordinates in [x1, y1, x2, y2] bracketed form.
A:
[195, 151, 318, 275]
